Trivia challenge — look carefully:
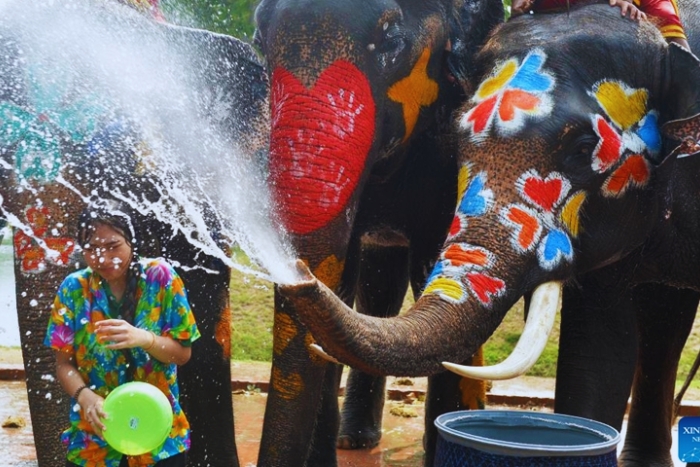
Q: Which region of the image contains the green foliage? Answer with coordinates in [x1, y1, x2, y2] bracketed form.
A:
[503, 0, 512, 19]
[161, 0, 259, 40]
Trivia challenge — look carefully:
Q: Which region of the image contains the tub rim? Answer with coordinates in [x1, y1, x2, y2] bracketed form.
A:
[435, 409, 621, 458]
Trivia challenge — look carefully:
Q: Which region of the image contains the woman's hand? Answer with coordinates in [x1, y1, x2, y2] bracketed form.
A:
[95, 319, 153, 350]
[511, 0, 536, 17]
[78, 389, 108, 437]
[609, 0, 647, 21]
[96, 319, 191, 365]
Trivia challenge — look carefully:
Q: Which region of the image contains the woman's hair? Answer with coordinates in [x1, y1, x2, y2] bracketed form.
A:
[77, 199, 139, 255]
[78, 199, 142, 326]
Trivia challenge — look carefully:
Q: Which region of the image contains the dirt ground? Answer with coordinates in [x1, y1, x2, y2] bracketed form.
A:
[0, 347, 23, 365]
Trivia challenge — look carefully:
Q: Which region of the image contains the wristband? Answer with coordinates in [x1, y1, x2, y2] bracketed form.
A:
[73, 385, 89, 401]
[144, 330, 157, 351]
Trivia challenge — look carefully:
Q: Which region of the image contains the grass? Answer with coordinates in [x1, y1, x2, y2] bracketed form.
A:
[230, 266, 274, 362]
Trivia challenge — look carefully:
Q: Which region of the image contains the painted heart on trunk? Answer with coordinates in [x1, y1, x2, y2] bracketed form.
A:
[519, 171, 569, 213]
[466, 272, 506, 306]
[269, 62, 376, 235]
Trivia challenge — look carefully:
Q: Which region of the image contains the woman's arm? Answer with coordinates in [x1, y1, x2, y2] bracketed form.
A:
[95, 319, 192, 365]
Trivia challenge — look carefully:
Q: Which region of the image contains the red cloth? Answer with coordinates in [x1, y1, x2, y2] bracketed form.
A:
[635, 0, 686, 39]
[532, 0, 686, 40]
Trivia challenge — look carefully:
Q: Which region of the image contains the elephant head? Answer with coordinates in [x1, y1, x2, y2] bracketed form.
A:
[252, 0, 503, 465]
[255, 0, 503, 272]
[277, 1, 700, 382]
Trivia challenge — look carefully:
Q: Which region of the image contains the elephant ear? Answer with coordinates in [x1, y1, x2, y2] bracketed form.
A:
[160, 24, 270, 158]
[446, 0, 504, 84]
[660, 43, 700, 158]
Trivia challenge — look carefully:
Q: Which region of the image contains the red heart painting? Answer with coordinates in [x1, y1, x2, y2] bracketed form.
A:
[603, 154, 650, 196]
[592, 115, 622, 173]
[448, 215, 465, 238]
[522, 173, 564, 212]
[269, 62, 376, 235]
[464, 95, 498, 136]
[467, 272, 506, 305]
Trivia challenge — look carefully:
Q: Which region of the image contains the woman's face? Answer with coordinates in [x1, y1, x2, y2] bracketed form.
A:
[82, 223, 133, 284]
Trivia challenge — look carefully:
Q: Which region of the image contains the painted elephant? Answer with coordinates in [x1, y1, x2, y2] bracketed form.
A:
[251, 0, 503, 465]
[0, 1, 267, 466]
[277, 0, 700, 465]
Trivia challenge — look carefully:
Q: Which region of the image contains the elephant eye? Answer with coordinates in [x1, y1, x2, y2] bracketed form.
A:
[561, 134, 598, 171]
[375, 24, 406, 69]
[572, 135, 598, 158]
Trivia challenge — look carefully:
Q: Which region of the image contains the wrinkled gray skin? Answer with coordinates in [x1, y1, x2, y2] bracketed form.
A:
[278, 1, 700, 466]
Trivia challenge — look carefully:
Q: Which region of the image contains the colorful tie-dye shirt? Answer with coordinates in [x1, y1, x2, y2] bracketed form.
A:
[44, 257, 200, 467]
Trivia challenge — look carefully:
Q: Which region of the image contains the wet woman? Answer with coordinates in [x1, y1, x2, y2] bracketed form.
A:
[44, 200, 200, 467]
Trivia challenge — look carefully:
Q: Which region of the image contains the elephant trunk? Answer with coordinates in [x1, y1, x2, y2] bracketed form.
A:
[279, 256, 562, 378]
[277, 261, 514, 376]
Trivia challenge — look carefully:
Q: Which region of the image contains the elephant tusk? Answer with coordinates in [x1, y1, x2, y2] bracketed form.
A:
[309, 343, 342, 365]
[442, 280, 562, 381]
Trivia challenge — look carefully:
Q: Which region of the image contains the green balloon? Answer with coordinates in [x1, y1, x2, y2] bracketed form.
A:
[102, 382, 174, 456]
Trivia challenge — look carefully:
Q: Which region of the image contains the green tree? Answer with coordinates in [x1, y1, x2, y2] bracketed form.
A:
[161, 0, 259, 40]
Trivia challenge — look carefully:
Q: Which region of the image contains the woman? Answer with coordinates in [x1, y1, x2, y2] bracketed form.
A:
[44, 200, 200, 467]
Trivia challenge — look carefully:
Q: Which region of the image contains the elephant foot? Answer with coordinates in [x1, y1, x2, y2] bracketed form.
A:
[618, 450, 674, 467]
[336, 428, 381, 450]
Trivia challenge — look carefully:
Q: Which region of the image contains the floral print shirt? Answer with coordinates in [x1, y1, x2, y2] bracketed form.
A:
[44, 258, 201, 467]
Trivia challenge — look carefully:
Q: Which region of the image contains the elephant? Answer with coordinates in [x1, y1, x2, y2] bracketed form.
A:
[250, 0, 504, 464]
[0, 1, 268, 466]
[275, 0, 700, 465]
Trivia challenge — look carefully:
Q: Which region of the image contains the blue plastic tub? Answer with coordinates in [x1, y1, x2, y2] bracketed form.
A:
[435, 410, 620, 467]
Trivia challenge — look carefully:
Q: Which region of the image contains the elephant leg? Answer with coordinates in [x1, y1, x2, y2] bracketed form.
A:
[306, 361, 343, 465]
[619, 284, 699, 467]
[338, 243, 410, 450]
[555, 268, 637, 430]
[258, 293, 338, 467]
[424, 358, 485, 467]
[177, 262, 239, 467]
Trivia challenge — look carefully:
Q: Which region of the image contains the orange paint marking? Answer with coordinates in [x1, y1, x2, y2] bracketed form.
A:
[387, 48, 439, 141]
[459, 347, 486, 410]
[215, 304, 232, 360]
[273, 313, 298, 356]
[271, 367, 305, 400]
[498, 89, 540, 122]
[313, 255, 345, 291]
[444, 244, 488, 267]
[506, 206, 540, 250]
